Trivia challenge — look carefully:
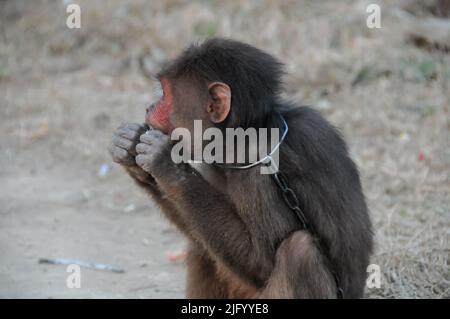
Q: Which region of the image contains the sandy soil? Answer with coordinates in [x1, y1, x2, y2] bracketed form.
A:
[0, 0, 448, 298]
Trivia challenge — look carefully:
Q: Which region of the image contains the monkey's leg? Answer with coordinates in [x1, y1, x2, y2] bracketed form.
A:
[260, 231, 336, 299]
[186, 242, 228, 298]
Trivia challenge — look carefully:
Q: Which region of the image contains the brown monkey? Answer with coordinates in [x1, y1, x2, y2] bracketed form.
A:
[109, 38, 373, 298]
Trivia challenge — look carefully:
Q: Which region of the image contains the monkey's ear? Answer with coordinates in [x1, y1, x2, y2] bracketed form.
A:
[207, 82, 231, 123]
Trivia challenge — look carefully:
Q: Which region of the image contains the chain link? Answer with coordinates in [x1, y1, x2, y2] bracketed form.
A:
[272, 171, 308, 230]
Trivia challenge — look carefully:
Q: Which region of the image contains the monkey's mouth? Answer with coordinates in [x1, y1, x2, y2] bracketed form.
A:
[145, 104, 160, 128]
[145, 77, 174, 134]
[145, 103, 173, 134]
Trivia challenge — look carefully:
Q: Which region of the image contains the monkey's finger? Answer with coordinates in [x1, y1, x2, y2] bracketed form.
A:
[109, 146, 136, 166]
[135, 142, 152, 154]
[140, 130, 167, 144]
[116, 128, 142, 141]
[146, 128, 166, 138]
[117, 122, 142, 131]
[135, 154, 144, 170]
[116, 124, 147, 141]
[136, 154, 152, 173]
[112, 135, 139, 156]
[139, 133, 154, 145]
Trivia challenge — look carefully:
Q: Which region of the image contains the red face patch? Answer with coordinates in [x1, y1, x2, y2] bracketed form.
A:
[146, 78, 174, 134]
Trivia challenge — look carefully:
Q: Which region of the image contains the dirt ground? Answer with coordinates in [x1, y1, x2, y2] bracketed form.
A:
[0, 0, 448, 298]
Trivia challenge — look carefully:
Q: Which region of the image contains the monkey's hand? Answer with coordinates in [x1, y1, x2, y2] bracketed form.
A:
[109, 123, 147, 166]
[135, 129, 172, 177]
[109, 123, 155, 184]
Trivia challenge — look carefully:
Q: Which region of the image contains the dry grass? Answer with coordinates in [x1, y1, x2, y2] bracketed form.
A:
[0, 0, 448, 298]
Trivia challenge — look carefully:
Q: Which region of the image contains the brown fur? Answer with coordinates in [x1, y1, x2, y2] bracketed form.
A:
[109, 39, 373, 299]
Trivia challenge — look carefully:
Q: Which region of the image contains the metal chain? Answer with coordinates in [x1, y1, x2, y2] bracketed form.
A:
[272, 171, 309, 230]
[270, 167, 344, 299]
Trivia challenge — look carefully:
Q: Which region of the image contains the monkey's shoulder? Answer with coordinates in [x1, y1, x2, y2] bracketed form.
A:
[282, 105, 348, 152]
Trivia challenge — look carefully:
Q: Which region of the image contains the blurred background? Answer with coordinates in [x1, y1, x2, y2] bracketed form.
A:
[0, 0, 448, 298]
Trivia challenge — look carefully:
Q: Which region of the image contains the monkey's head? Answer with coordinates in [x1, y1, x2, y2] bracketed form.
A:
[145, 38, 284, 135]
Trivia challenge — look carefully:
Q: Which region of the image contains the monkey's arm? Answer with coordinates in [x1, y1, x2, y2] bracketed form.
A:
[125, 165, 191, 232]
[160, 163, 270, 286]
[136, 131, 273, 287]
[109, 123, 190, 231]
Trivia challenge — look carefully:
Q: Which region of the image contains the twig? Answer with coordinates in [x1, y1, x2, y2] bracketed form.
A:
[38, 258, 125, 274]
